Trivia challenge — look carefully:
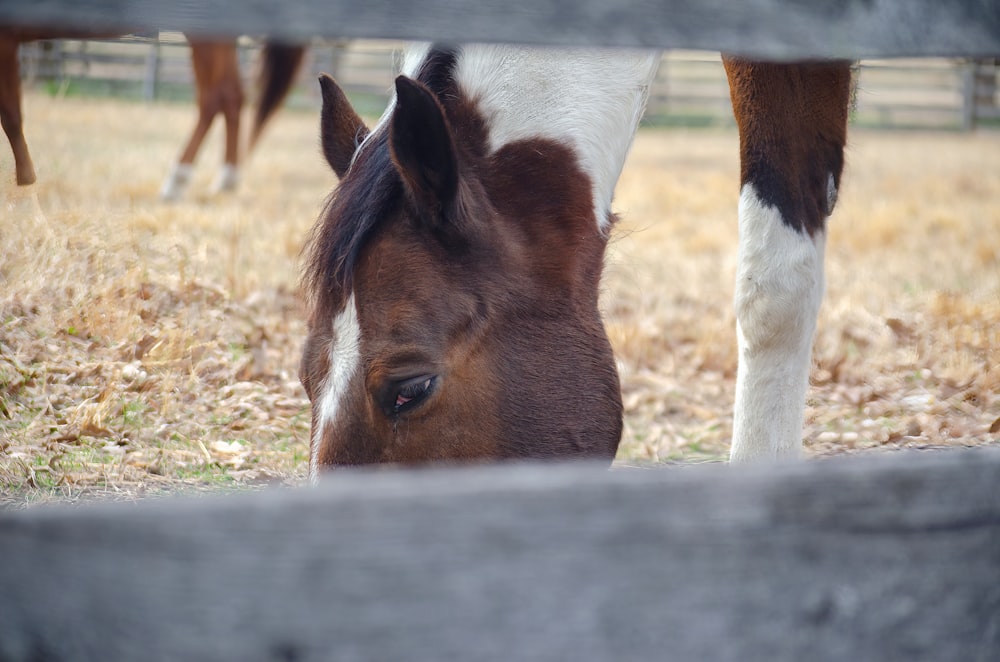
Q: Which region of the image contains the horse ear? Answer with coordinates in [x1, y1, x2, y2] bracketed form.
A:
[319, 74, 369, 178]
[389, 75, 459, 215]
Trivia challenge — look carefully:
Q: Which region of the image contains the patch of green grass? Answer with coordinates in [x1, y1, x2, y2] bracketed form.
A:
[29, 76, 212, 105]
[209, 413, 234, 426]
[0, 443, 122, 495]
[51, 443, 117, 472]
[13, 457, 63, 493]
[118, 397, 149, 428]
[643, 112, 731, 129]
[227, 342, 247, 362]
[173, 463, 237, 485]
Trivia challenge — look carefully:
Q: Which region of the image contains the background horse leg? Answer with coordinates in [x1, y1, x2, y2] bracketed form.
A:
[214, 41, 305, 193]
[210, 44, 243, 194]
[0, 37, 36, 185]
[161, 39, 302, 199]
[722, 58, 852, 463]
[161, 40, 240, 201]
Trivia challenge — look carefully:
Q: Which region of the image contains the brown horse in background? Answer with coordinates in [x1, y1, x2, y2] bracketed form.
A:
[0, 29, 304, 198]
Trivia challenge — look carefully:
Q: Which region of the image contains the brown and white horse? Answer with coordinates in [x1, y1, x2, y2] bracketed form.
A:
[0, 30, 303, 198]
[301, 44, 851, 476]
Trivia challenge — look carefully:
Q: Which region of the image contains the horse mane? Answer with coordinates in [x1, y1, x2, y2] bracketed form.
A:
[302, 130, 401, 318]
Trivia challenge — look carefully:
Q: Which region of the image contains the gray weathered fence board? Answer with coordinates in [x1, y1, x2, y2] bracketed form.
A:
[1, 0, 999, 59]
[1, 448, 998, 661]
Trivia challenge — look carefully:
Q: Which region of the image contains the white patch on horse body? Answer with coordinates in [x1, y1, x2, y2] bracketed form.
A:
[373, 44, 658, 232]
[730, 184, 825, 463]
[347, 43, 434, 172]
[453, 46, 659, 231]
[310, 294, 362, 482]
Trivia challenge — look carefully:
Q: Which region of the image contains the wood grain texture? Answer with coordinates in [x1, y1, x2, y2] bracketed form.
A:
[1, 449, 998, 661]
[0, 0, 999, 58]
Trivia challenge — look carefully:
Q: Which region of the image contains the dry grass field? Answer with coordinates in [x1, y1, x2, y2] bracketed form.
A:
[1, 90, 998, 506]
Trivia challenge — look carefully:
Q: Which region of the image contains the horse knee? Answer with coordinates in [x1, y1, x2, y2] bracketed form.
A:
[735, 252, 822, 354]
[734, 187, 825, 354]
[217, 80, 244, 120]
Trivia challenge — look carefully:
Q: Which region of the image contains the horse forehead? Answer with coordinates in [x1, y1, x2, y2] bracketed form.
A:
[356, 252, 471, 332]
[358, 224, 442, 285]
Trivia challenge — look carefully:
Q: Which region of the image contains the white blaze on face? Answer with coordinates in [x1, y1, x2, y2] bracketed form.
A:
[310, 294, 362, 482]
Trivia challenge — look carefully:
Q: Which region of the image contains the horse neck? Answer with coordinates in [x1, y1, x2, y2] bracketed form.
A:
[400, 44, 661, 231]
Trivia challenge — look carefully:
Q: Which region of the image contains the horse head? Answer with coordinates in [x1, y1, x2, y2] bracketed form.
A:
[301, 50, 625, 473]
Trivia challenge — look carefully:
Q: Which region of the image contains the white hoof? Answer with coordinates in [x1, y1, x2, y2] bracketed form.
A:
[211, 164, 240, 194]
[160, 163, 194, 202]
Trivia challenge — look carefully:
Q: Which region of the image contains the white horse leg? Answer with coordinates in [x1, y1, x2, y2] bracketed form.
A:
[722, 58, 851, 464]
[729, 184, 826, 463]
[160, 162, 194, 201]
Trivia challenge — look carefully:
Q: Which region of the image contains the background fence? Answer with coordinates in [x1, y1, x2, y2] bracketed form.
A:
[17, 34, 1000, 130]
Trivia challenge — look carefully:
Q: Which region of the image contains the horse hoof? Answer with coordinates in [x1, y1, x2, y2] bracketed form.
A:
[16, 167, 36, 186]
[160, 163, 194, 201]
[211, 164, 240, 194]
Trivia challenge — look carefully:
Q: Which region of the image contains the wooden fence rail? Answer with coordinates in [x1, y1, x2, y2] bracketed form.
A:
[1, 448, 998, 661]
[18, 37, 1000, 130]
[2, 0, 999, 59]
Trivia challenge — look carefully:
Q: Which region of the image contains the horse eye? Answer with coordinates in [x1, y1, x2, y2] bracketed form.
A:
[391, 375, 437, 415]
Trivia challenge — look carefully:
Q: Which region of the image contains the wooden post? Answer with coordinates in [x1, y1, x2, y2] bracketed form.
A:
[974, 59, 1000, 126]
[142, 36, 160, 101]
[962, 60, 977, 130]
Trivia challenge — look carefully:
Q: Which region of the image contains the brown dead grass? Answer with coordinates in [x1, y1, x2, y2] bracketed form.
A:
[1, 91, 998, 505]
[610, 127, 1000, 463]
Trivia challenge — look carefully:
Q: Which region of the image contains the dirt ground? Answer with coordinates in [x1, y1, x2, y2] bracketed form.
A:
[1, 90, 998, 506]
